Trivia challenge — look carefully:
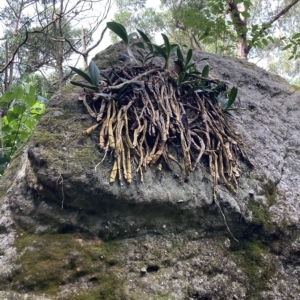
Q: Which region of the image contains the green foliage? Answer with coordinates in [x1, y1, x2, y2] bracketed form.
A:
[151, 33, 178, 69]
[107, 21, 133, 46]
[0, 81, 46, 175]
[107, 21, 138, 62]
[70, 61, 101, 92]
[282, 33, 300, 60]
[70, 60, 143, 101]
[95, 24, 239, 113]
[221, 87, 238, 113]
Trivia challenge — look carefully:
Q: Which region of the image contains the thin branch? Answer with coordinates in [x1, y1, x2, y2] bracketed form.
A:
[249, 0, 300, 50]
[63, 26, 108, 57]
[0, 30, 29, 74]
[265, 0, 300, 27]
[0, 15, 63, 74]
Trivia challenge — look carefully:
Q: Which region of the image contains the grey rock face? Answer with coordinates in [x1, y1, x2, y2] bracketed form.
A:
[0, 44, 300, 299]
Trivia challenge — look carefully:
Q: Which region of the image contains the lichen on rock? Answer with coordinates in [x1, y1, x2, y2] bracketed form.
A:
[0, 42, 300, 299]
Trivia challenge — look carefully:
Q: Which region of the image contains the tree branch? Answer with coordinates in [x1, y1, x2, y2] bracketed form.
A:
[251, 0, 300, 50]
[0, 15, 63, 74]
[265, 0, 300, 28]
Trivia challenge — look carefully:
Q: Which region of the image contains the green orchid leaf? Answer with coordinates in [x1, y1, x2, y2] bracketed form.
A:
[133, 41, 145, 49]
[137, 29, 152, 43]
[69, 66, 94, 86]
[70, 81, 99, 91]
[100, 73, 113, 85]
[227, 86, 238, 108]
[187, 86, 204, 94]
[201, 65, 210, 78]
[88, 61, 100, 86]
[177, 48, 184, 62]
[152, 44, 168, 60]
[170, 44, 178, 56]
[161, 33, 170, 53]
[185, 62, 196, 70]
[185, 49, 193, 67]
[178, 72, 185, 85]
[137, 29, 153, 52]
[107, 21, 129, 45]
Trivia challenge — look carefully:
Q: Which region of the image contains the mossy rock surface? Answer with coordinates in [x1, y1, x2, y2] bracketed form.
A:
[1, 43, 300, 299]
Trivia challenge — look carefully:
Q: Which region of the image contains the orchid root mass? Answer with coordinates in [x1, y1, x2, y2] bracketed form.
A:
[71, 21, 253, 200]
[79, 64, 252, 200]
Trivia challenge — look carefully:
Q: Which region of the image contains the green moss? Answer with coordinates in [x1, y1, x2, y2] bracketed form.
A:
[12, 230, 126, 298]
[231, 239, 275, 299]
[247, 181, 277, 233]
[31, 131, 63, 148]
[262, 180, 277, 206]
[248, 200, 275, 233]
[71, 273, 125, 300]
[73, 146, 100, 165]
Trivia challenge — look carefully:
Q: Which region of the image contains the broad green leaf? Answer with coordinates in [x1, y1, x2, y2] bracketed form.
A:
[262, 38, 268, 46]
[292, 33, 300, 39]
[137, 29, 151, 43]
[132, 42, 145, 49]
[137, 29, 153, 52]
[177, 48, 184, 62]
[170, 45, 178, 56]
[227, 87, 238, 109]
[107, 21, 129, 45]
[14, 86, 24, 100]
[161, 33, 170, 53]
[70, 81, 99, 91]
[100, 73, 113, 85]
[240, 11, 250, 18]
[29, 85, 36, 97]
[0, 91, 14, 107]
[186, 49, 193, 67]
[185, 62, 196, 70]
[21, 81, 31, 94]
[88, 61, 100, 86]
[152, 44, 168, 60]
[24, 94, 36, 107]
[6, 110, 19, 123]
[187, 86, 204, 94]
[69, 66, 94, 86]
[201, 65, 210, 78]
[12, 104, 26, 115]
[178, 72, 185, 85]
[24, 116, 36, 130]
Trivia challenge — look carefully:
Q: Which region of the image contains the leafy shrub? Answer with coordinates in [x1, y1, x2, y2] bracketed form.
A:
[0, 80, 47, 175]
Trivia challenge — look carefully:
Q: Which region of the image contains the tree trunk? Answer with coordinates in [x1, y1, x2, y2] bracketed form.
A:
[228, 0, 300, 60]
[81, 27, 88, 69]
[237, 34, 249, 59]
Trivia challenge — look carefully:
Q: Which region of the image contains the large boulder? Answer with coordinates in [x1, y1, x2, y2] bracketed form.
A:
[1, 42, 300, 299]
